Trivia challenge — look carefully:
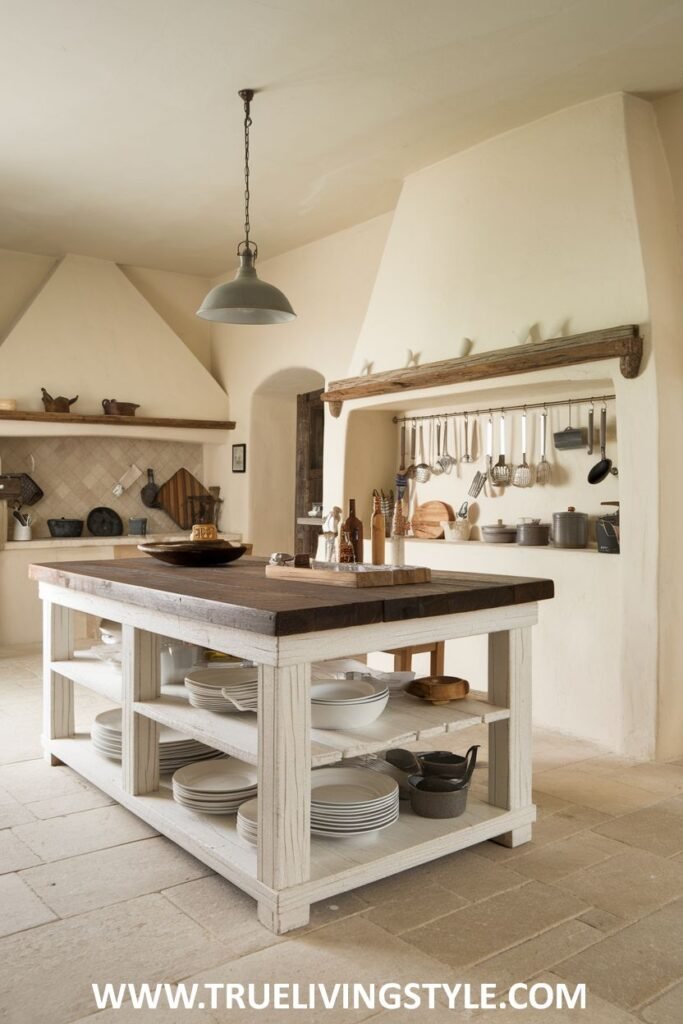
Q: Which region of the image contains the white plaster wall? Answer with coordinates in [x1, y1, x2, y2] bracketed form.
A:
[625, 95, 683, 760]
[327, 95, 663, 756]
[206, 214, 393, 544]
[0, 254, 230, 419]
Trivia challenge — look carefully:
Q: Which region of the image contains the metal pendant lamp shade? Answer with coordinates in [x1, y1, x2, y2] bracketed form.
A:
[197, 89, 296, 326]
[198, 246, 295, 324]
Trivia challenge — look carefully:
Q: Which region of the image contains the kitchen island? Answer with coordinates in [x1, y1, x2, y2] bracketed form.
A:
[30, 557, 553, 934]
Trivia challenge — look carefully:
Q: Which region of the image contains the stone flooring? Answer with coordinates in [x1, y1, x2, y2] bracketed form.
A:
[1, 647, 682, 1022]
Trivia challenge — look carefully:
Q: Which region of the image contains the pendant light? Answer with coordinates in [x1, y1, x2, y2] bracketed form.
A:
[197, 89, 296, 325]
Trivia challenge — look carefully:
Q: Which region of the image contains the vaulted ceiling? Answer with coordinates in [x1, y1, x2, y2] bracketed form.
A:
[2, 0, 683, 275]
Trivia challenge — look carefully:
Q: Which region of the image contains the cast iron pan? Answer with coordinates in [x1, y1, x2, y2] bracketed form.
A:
[87, 507, 124, 536]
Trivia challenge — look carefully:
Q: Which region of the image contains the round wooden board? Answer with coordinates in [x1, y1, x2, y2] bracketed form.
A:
[411, 500, 455, 539]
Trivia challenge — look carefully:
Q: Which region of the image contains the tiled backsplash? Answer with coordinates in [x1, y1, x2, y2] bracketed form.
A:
[0, 436, 205, 538]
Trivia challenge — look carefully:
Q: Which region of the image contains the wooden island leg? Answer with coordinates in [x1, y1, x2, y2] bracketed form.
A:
[488, 626, 533, 847]
[43, 601, 75, 765]
[121, 626, 160, 795]
[257, 662, 312, 933]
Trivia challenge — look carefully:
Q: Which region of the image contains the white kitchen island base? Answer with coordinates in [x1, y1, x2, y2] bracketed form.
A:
[33, 558, 552, 934]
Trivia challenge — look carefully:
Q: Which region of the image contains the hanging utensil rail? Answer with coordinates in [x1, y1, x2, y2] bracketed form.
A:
[392, 393, 616, 424]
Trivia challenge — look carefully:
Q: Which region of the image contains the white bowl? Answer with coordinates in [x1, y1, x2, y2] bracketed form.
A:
[441, 520, 471, 542]
[311, 691, 389, 730]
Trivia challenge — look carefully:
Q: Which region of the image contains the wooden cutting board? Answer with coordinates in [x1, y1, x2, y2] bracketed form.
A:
[411, 500, 454, 539]
[265, 564, 431, 587]
[156, 468, 210, 530]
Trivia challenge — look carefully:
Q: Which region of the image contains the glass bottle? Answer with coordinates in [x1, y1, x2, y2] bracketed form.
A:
[342, 498, 364, 564]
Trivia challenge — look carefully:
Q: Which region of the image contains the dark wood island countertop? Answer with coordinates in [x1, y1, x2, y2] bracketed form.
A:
[30, 556, 554, 637]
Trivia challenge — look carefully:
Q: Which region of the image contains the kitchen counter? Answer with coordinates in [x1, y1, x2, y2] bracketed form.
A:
[2, 531, 241, 551]
[33, 557, 553, 934]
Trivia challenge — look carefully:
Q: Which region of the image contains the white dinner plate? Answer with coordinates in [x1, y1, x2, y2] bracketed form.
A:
[185, 667, 258, 689]
[173, 759, 257, 793]
[311, 767, 397, 806]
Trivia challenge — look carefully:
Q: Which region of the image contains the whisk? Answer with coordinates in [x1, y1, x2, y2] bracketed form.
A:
[536, 408, 551, 484]
[513, 409, 533, 487]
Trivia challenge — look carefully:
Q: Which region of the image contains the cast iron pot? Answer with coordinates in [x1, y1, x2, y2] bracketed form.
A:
[47, 518, 84, 538]
[407, 774, 471, 818]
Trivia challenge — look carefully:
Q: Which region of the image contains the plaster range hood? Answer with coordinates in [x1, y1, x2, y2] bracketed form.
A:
[0, 254, 231, 430]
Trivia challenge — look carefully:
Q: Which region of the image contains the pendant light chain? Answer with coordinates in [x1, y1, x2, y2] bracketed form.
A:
[241, 93, 249, 250]
[239, 88, 255, 254]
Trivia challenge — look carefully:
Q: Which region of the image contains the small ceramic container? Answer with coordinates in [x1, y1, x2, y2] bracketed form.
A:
[407, 774, 470, 818]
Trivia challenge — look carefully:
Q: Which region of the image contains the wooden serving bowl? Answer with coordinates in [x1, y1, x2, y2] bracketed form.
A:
[405, 675, 470, 705]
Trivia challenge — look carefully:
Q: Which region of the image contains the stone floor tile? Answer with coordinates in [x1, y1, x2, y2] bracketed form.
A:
[553, 849, 683, 921]
[71, 1004, 225, 1024]
[553, 899, 683, 1010]
[20, 836, 211, 916]
[532, 789, 575, 817]
[361, 882, 468, 933]
[463, 918, 601, 993]
[533, 769, 662, 816]
[162, 875, 285, 958]
[640, 980, 683, 1024]
[401, 880, 588, 969]
[0, 873, 56, 937]
[0, 795, 36, 829]
[24, 786, 114, 819]
[511, 832, 625, 883]
[419, 848, 528, 902]
[474, 803, 609, 862]
[0, 829, 41, 873]
[606, 764, 683, 797]
[181, 916, 452, 1024]
[0, 758, 92, 803]
[470, 971, 639, 1022]
[592, 799, 683, 858]
[0, 893, 232, 1024]
[13, 804, 157, 861]
[577, 907, 626, 933]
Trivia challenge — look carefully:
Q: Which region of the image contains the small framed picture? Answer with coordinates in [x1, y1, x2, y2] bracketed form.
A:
[232, 443, 246, 473]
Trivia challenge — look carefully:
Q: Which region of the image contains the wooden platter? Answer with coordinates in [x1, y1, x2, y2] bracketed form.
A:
[265, 563, 432, 588]
[411, 501, 454, 539]
[156, 468, 210, 530]
[406, 676, 470, 705]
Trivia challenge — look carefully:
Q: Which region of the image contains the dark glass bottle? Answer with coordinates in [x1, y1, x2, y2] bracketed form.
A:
[342, 498, 364, 564]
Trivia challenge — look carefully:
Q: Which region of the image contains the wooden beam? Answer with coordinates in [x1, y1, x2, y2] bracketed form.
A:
[0, 410, 235, 430]
[321, 324, 642, 416]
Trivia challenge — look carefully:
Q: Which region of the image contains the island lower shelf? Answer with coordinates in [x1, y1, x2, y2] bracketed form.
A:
[47, 735, 534, 907]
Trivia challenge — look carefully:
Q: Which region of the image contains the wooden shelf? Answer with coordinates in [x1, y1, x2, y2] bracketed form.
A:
[47, 734, 534, 909]
[133, 690, 508, 768]
[0, 410, 235, 430]
[296, 517, 324, 526]
[321, 324, 643, 416]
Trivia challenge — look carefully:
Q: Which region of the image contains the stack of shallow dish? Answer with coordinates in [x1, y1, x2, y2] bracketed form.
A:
[236, 798, 258, 846]
[172, 758, 257, 814]
[91, 709, 221, 771]
[185, 666, 257, 712]
[311, 678, 389, 730]
[220, 674, 258, 712]
[310, 766, 399, 836]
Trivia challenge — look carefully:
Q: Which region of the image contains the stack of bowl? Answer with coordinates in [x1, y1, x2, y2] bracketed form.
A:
[311, 678, 389, 730]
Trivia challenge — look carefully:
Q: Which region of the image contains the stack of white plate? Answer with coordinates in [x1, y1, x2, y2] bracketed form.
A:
[311, 766, 399, 836]
[311, 678, 389, 730]
[236, 798, 258, 846]
[220, 674, 258, 712]
[312, 659, 414, 691]
[90, 709, 221, 771]
[185, 666, 258, 712]
[172, 758, 258, 814]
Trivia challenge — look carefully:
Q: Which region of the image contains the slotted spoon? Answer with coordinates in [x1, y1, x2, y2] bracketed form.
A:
[513, 409, 533, 487]
[438, 417, 455, 472]
[536, 409, 551, 484]
[491, 413, 511, 486]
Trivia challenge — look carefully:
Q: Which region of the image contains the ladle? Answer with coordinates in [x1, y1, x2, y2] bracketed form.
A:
[588, 405, 618, 483]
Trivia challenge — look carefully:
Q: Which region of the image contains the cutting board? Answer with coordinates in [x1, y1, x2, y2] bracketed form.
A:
[265, 564, 431, 587]
[156, 468, 210, 530]
[411, 500, 454, 539]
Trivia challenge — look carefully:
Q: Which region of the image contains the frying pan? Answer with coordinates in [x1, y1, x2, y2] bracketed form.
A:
[588, 406, 617, 483]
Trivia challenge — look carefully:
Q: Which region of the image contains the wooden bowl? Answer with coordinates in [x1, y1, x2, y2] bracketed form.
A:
[405, 675, 470, 705]
[138, 541, 247, 567]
